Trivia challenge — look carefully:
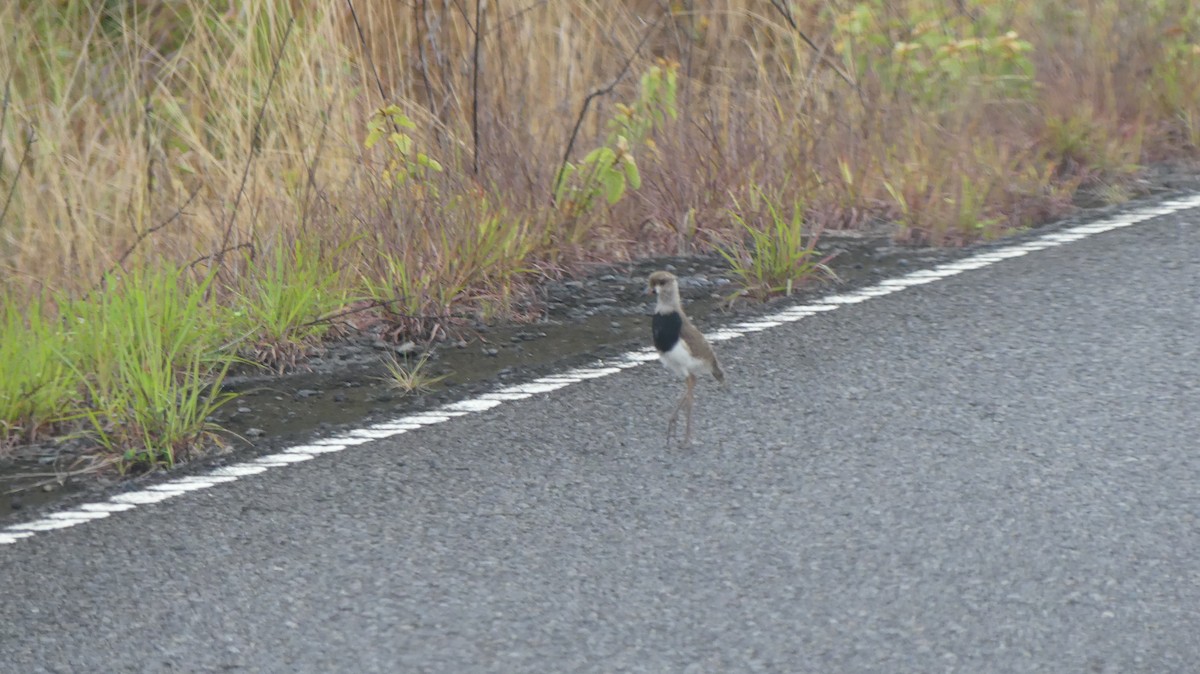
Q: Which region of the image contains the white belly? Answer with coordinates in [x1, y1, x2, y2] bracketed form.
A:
[659, 341, 707, 378]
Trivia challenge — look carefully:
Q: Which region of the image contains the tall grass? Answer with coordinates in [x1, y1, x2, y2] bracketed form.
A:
[3, 0, 1194, 300]
[1, 0, 1198, 462]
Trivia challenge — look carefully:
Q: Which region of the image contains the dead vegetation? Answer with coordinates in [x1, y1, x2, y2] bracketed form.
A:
[1, 0, 1198, 462]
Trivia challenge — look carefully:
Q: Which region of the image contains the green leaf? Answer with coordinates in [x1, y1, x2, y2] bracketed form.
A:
[365, 125, 384, 149]
[603, 170, 626, 204]
[641, 70, 659, 101]
[389, 132, 413, 155]
[583, 147, 616, 166]
[416, 153, 443, 172]
[622, 156, 641, 189]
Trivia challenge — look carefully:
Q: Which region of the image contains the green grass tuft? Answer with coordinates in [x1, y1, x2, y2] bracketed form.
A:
[717, 190, 839, 304]
[0, 293, 76, 447]
[231, 238, 351, 372]
[379, 352, 450, 396]
[61, 266, 238, 470]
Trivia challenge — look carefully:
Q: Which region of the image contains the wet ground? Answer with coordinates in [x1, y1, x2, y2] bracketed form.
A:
[3, 161, 1198, 522]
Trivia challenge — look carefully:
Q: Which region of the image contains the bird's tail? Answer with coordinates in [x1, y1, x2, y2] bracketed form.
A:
[712, 359, 727, 388]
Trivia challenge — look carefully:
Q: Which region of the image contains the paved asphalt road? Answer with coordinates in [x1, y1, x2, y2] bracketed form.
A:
[3, 203, 1200, 673]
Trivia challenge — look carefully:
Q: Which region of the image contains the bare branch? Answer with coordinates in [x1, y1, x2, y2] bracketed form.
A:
[96, 185, 201, 289]
[551, 14, 665, 204]
[188, 242, 255, 273]
[414, 0, 437, 117]
[0, 66, 13, 172]
[300, 103, 334, 232]
[220, 15, 295, 264]
[471, 0, 484, 175]
[766, 0, 860, 92]
[0, 126, 34, 230]
[346, 0, 388, 102]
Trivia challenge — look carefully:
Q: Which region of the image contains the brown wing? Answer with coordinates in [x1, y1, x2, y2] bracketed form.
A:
[680, 316, 724, 383]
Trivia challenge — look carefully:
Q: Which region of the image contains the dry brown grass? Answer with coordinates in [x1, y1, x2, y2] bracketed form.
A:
[2, 0, 1199, 458]
[1, 0, 1197, 304]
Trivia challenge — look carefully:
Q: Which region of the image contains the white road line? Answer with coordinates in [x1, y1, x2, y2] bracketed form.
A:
[312, 436, 373, 446]
[79, 502, 137, 513]
[443, 399, 505, 412]
[210, 464, 270, 477]
[47, 510, 112, 521]
[478, 392, 534, 401]
[3, 195, 1197, 546]
[254, 453, 316, 465]
[109, 491, 185, 506]
[819, 293, 873, 304]
[567, 367, 625, 379]
[285, 444, 352, 454]
[347, 428, 406, 440]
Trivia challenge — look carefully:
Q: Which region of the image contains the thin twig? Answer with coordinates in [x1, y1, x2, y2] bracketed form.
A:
[96, 185, 201, 289]
[766, 0, 860, 92]
[0, 67, 13, 172]
[551, 14, 665, 205]
[300, 102, 334, 232]
[682, 0, 695, 120]
[766, 0, 819, 52]
[143, 97, 156, 199]
[220, 15, 295, 263]
[492, 0, 512, 123]
[414, 0, 438, 117]
[188, 242, 254, 272]
[481, 0, 549, 38]
[346, 0, 388, 102]
[471, 0, 484, 175]
[0, 126, 34, 230]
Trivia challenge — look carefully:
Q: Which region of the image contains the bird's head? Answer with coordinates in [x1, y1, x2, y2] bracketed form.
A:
[646, 270, 678, 297]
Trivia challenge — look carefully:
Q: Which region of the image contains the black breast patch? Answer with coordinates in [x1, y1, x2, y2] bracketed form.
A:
[652, 312, 683, 353]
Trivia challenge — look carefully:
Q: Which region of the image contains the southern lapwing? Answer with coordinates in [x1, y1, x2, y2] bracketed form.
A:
[647, 270, 725, 446]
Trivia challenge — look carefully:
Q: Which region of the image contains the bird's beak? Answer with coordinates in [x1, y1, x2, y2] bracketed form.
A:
[645, 286, 654, 296]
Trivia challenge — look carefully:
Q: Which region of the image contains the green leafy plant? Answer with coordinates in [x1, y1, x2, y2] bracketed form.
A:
[717, 189, 838, 304]
[359, 198, 538, 342]
[553, 60, 678, 217]
[446, 209, 537, 290]
[882, 137, 1013, 244]
[365, 104, 444, 191]
[831, 0, 1035, 113]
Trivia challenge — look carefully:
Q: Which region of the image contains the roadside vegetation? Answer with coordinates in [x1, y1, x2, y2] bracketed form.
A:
[1, 0, 1198, 470]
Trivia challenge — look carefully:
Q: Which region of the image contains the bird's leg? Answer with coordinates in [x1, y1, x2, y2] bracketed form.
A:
[666, 383, 688, 445]
[682, 374, 696, 447]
